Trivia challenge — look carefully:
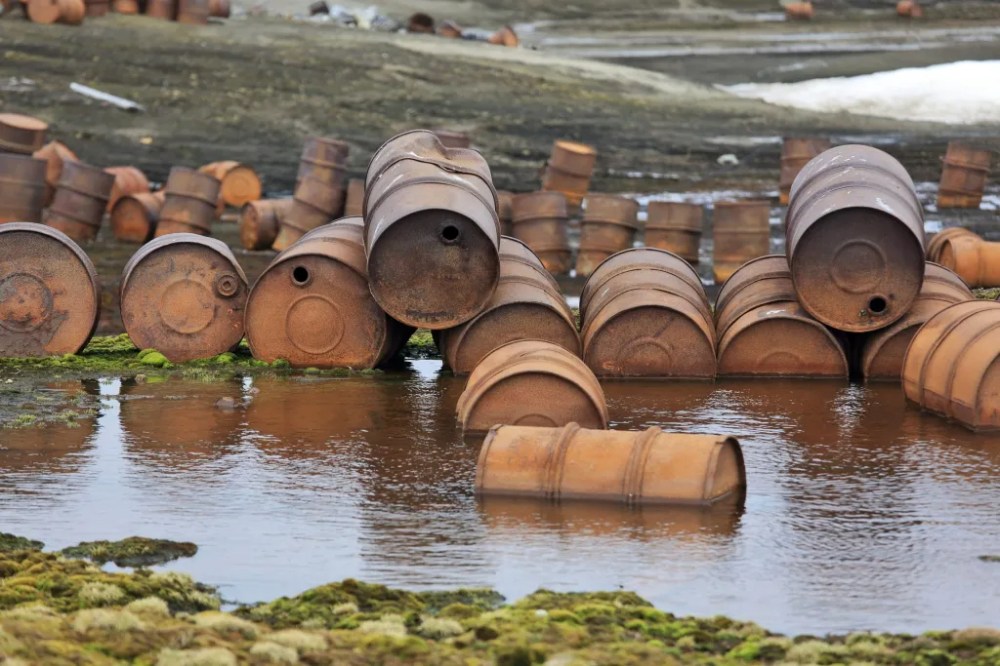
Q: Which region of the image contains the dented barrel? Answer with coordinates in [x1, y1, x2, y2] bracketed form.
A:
[937, 141, 992, 209]
[239, 198, 291, 251]
[779, 137, 831, 205]
[46, 160, 116, 242]
[938, 234, 1000, 288]
[0, 153, 47, 224]
[510, 191, 572, 276]
[644, 201, 702, 265]
[156, 167, 221, 237]
[540, 140, 596, 209]
[110, 192, 164, 244]
[576, 194, 640, 278]
[712, 200, 770, 285]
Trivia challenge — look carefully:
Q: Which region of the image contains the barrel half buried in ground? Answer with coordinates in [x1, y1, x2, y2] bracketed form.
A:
[0, 223, 100, 357]
[239, 198, 291, 251]
[576, 194, 640, 278]
[712, 200, 770, 285]
[779, 137, 831, 206]
[510, 191, 572, 276]
[364, 130, 500, 329]
[156, 167, 221, 237]
[786, 144, 925, 333]
[0, 153, 47, 224]
[245, 217, 412, 369]
[477, 423, 745, 506]
[45, 160, 116, 242]
[644, 201, 702, 265]
[110, 192, 164, 244]
[120, 234, 247, 362]
[927, 226, 977, 262]
[937, 141, 992, 209]
[0, 113, 48, 154]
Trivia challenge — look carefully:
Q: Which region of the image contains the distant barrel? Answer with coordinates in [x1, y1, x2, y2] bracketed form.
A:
[0, 113, 48, 154]
[176, 0, 209, 23]
[297, 136, 349, 187]
[45, 160, 116, 242]
[112, 0, 140, 13]
[0, 153, 47, 224]
[511, 191, 572, 276]
[575, 194, 640, 278]
[497, 190, 514, 237]
[275, 175, 344, 250]
[155, 167, 221, 237]
[938, 234, 1000, 287]
[105, 166, 151, 212]
[199, 161, 262, 209]
[778, 137, 831, 205]
[26, 0, 85, 23]
[239, 198, 291, 251]
[712, 200, 770, 285]
[110, 192, 164, 244]
[84, 0, 109, 16]
[145, 0, 174, 19]
[540, 140, 596, 210]
[644, 201, 702, 265]
[937, 141, 992, 209]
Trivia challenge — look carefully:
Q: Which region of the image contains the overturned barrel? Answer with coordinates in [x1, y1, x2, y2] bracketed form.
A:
[105, 166, 150, 212]
[937, 141, 992, 209]
[110, 192, 164, 244]
[155, 167, 221, 237]
[45, 160, 116, 242]
[779, 137, 831, 205]
[0, 113, 48, 155]
[457, 340, 607, 435]
[26, 0, 86, 23]
[199, 161, 262, 208]
[576, 194, 640, 278]
[364, 130, 501, 329]
[938, 234, 1000, 288]
[510, 191, 572, 276]
[713, 200, 770, 285]
[0, 153, 47, 224]
[540, 140, 596, 210]
[786, 145, 925, 332]
[33, 140, 77, 206]
[239, 198, 291, 251]
[0, 223, 100, 357]
[644, 201, 702, 265]
[120, 234, 247, 362]
[927, 226, 977, 262]
[245, 217, 412, 369]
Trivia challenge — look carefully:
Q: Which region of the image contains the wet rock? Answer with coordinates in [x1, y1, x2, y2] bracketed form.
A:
[60, 536, 199, 567]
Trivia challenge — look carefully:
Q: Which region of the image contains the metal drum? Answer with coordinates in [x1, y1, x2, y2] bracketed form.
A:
[938, 234, 1000, 288]
[510, 191, 571, 276]
[46, 160, 116, 242]
[0, 153, 47, 224]
[200, 161, 262, 208]
[239, 198, 291, 251]
[937, 141, 992, 209]
[343, 178, 365, 218]
[779, 137, 831, 205]
[110, 192, 164, 244]
[156, 167, 221, 237]
[32, 140, 77, 206]
[274, 174, 343, 250]
[297, 136, 349, 187]
[575, 193, 639, 278]
[105, 166, 150, 212]
[0, 113, 48, 154]
[540, 139, 596, 210]
[644, 201, 702, 265]
[712, 200, 770, 285]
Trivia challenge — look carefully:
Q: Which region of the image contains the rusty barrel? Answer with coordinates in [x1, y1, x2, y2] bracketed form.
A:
[363, 129, 501, 329]
[714, 255, 848, 378]
[786, 144, 924, 332]
[477, 423, 745, 506]
[0, 153, 47, 224]
[897, 0, 923, 18]
[779, 137, 831, 205]
[712, 200, 770, 285]
[155, 167, 221, 237]
[274, 175, 344, 250]
[902, 300, 1000, 432]
[110, 192, 164, 244]
[438, 237, 580, 375]
[927, 226, 976, 262]
[457, 340, 607, 435]
[540, 140, 596, 210]
[938, 141, 992, 209]
[497, 190, 514, 237]
[120, 234, 247, 362]
[644, 201, 702, 265]
[433, 129, 470, 148]
[510, 191, 571, 276]
[176, 0, 208, 23]
[245, 217, 412, 369]
[344, 178, 365, 217]
[200, 161, 261, 208]
[938, 234, 1000, 288]
[84, 0, 108, 15]
[576, 194, 640, 278]
[145, 0, 173, 18]
[297, 136, 349, 186]
[105, 166, 150, 212]
[33, 140, 77, 207]
[0, 223, 99, 356]
[862, 263, 973, 382]
[0, 113, 48, 154]
[46, 160, 115, 242]
[239, 198, 291, 251]
[26, 0, 84, 23]
[785, 1, 813, 20]
[112, 0, 138, 12]
[579, 248, 715, 379]
[208, 0, 228, 17]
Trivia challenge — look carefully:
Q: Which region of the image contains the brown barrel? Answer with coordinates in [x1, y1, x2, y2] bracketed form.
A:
[112, 0, 139, 12]
[0, 113, 48, 154]
[714, 255, 793, 337]
[438, 237, 580, 375]
[712, 200, 770, 285]
[84, 0, 108, 15]
[0, 223, 99, 356]
[644, 201, 702, 264]
[510, 191, 571, 276]
[862, 263, 973, 382]
[145, 0, 173, 18]
[297, 136, 349, 186]
[785, 1, 813, 20]
[110, 192, 163, 244]
[207, 0, 228, 17]
[46, 160, 116, 242]
[120, 233, 247, 362]
[477, 423, 745, 505]
[33, 140, 77, 206]
[938, 235, 1000, 288]
[343, 178, 365, 217]
[937, 141, 992, 209]
[456, 340, 607, 435]
[176, 0, 208, 23]
[575, 194, 640, 278]
[779, 137, 831, 205]
[433, 129, 470, 148]
[155, 167, 221, 237]
[540, 140, 596, 209]
[59, 0, 84, 21]
[363, 130, 501, 329]
[902, 300, 1000, 432]
[927, 226, 977, 262]
[239, 198, 291, 251]
[497, 190, 514, 237]
[786, 145, 924, 332]
[200, 161, 261, 208]
[274, 175, 343, 250]
[245, 218, 412, 369]
[105, 166, 150, 212]
[0, 153, 47, 224]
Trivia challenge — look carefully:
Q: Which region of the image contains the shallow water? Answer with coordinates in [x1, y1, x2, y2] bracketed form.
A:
[1, 365, 998, 635]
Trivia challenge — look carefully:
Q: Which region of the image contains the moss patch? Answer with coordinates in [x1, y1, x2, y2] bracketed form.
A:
[0, 534, 44, 553]
[61, 537, 198, 568]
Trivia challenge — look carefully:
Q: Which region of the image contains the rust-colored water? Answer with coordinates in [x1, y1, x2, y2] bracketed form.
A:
[1, 363, 998, 635]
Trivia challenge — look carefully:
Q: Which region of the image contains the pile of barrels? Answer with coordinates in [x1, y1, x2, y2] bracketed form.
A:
[8, 0, 229, 24]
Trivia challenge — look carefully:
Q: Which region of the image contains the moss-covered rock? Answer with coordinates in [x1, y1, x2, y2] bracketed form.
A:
[0, 534, 43, 553]
[61, 537, 198, 568]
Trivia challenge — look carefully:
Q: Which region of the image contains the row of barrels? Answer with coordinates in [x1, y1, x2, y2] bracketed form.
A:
[10, 0, 229, 24]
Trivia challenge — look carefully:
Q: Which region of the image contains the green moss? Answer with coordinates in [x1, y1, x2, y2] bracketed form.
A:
[973, 288, 1000, 300]
[404, 330, 440, 360]
[417, 588, 506, 613]
[0, 534, 44, 553]
[61, 537, 198, 568]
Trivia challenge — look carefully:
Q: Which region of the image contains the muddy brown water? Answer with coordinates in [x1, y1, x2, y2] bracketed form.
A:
[1, 363, 998, 635]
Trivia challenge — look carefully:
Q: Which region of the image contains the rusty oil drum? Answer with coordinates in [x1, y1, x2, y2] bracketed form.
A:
[937, 141, 992, 209]
[456, 339, 608, 436]
[779, 137, 831, 205]
[245, 217, 413, 369]
[433, 129, 471, 148]
[239, 198, 291, 251]
[0, 153, 47, 224]
[176, 0, 209, 23]
[32, 140, 77, 206]
[902, 300, 1000, 432]
[786, 145, 924, 332]
[0, 113, 48, 154]
[0, 223, 100, 356]
[575, 193, 640, 278]
[120, 234, 248, 362]
[579, 248, 716, 379]
[145, 0, 174, 18]
[644, 201, 702, 264]
[46, 160, 116, 242]
[25, 0, 85, 23]
[112, 0, 139, 12]
[156, 167, 221, 237]
[274, 175, 344, 250]
[497, 190, 514, 237]
[364, 130, 501, 329]
[297, 136, 349, 186]
[438, 236, 580, 375]
[477, 423, 745, 506]
[861, 263, 973, 382]
[927, 226, 976, 262]
[84, 0, 109, 16]
[200, 161, 262, 208]
[344, 178, 365, 217]
[110, 192, 164, 244]
[938, 233, 1000, 288]
[510, 191, 571, 276]
[540, 139, 596, 209]
[712, 200, 770, 285]
[105, 166, 150, 212]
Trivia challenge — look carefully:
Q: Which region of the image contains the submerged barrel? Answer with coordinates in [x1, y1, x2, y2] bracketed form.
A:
[477, 423, 745, 506]
[438, 237, 580, 375]
[46, 160, 116, 242]
[0, 223, 99, 357]
[364, 130, 501, 329]
[644, 201, 702, 265]
[239, 198, 291, 251]
[540, 140, 596, 209]
[110, 192, 163, 244]
[779, 137, 831, 205]
[510, 191, 571, 276]
[902, 300, 1000, 432]
[0, 153, 47, 224]
[862, 263, 973, 381]
[343, 178, 365, 218]
[33, 140, 77, 206]
[0, 113, 48, 154]
[120, 234, 248, 362]
[712, 200, 770, 285]
[245, 217, 412, 369]
[786, 145, 925, 332]
[457, 340, 607, 435]
[576, 194, 640, 278]
[927, 226, 977, 262]
[938, 234, 1000, 288]
[937, 141, 992, 209]
[105, 166, 150, 212]
[199, 161, 262, 208]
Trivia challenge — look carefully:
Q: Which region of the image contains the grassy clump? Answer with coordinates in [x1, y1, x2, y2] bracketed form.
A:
[0, 534, 44, 553]
[61, 537, 198, 568]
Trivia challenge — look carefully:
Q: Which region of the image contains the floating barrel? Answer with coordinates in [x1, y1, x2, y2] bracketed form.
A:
[902, 300, 1000, 432]
[199, 161, 261, 208]
[580, 247, 715, 379]
[712, 200, 770, 285]
[644, 201, 702, 265]
[779, 137, 831, 205]
[457, 340, 607, 435]
[344, 178, 365, 217]
[46, 160, 115, 242]
[155, 167, 220, 237]
[26, 0, 85, 22]
[438, 237, 580, 375]
[239, 198, 291, 251]
[105, 166, 150, 212]
[937, 141, 992, 209]
[32, 140, 77, 206]
[0, 153, 47, 224]
[510, 191, 571, 276]
[715, 255, 848, 378]
[938, 234, 1000, 288]
[120, 234, 247, 362]
[176, 0, 208, 23]
[576, 194, 640, 278]
[0, 113, 48, 154]
[110, 192, 164, 244]
[433, 129, 471, 148]
[927, 226, 976, 262]
[245, 217, 412, 369]
[862, 263, 973, 381]
[477, 423, 745, 506]
[0, 223, 99, 356]
[540, 140, 596, 209]
[274, 175, 344, 251]
[145, 0, 174, 18]
[497, 190, 514, 237]
[786, 145, 924, 332]
[297, 136, 349, 186]
[363, 129, 501, 329]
